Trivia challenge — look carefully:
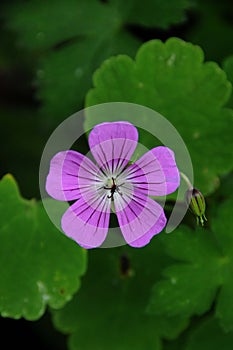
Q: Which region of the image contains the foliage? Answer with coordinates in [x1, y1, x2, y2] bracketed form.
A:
[3, 0, 193, 125]
[0, 175, 87, 320]
[148, 197, 233, 332]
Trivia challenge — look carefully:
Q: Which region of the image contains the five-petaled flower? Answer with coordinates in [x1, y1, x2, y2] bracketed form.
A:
[46, 121, 180, 248]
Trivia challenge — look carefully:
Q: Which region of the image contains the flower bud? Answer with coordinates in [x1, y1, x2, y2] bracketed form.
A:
[185, 188, 207, 226]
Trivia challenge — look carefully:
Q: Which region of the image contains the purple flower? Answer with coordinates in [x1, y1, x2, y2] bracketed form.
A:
[46, 121, 180, 248]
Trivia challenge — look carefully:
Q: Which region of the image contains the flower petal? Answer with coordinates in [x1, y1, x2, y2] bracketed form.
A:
[88, 121, 138, 174]
[46, 151, 100, 201]
[114, 190, 167, 247]
[124, 146, 180, 196]
[129, 209, 166, 248]
[61, 194, 111, 248]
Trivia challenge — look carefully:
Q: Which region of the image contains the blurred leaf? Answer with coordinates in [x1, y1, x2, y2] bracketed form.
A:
[115, 0, 192, 29]
[4, 0, 193, 126]
[86, 37, 233, 195]
[51, 237, 188, 350]
[0, 174, 87, 320]
[185, 0, 233, 62]
[4, 0, 193, 50]
[223, 55, 233, 108]
[4, 0, 117, 51]
[185, 317, 233, 350]
[36, 30, 139, 123]
[147, 197, 233, 332]
[3, 0, 138, 125]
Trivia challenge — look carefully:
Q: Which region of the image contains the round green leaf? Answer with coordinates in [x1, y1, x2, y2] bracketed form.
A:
[86, 37, 233, 195]
[0, 174, 87, 320]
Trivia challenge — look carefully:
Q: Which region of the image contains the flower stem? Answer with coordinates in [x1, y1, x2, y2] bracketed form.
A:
[180, 171, 193, 191]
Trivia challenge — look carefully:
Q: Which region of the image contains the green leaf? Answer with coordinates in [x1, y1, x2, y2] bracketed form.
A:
[51, 237, 188, 350]
[223, 55, 233, 108]
[147, 197, 233, 332]
[185, 317, 233, 350]
[0, 174, 87, 320]
[86, 37, 233, 195]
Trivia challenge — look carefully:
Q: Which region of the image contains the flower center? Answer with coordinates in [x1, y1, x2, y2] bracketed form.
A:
[104, 177, 121, 199]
